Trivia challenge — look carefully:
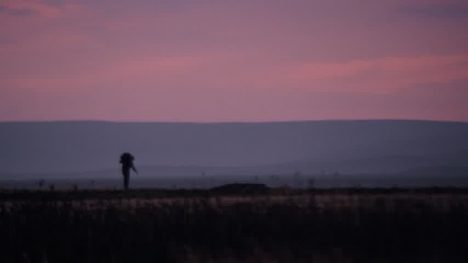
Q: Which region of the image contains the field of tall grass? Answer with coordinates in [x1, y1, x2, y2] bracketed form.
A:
[1, 188, 468, 262]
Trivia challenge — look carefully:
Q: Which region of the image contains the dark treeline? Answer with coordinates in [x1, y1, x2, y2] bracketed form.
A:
[1, 189, 468, 262]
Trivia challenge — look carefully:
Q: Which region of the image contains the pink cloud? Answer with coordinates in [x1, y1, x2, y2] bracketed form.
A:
[0, 0, 80, 18]
[1, 0, 468, 121]
[290, 54, 468, 93]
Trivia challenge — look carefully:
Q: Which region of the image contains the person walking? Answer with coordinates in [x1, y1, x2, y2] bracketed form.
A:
[120, 152, 138, 190]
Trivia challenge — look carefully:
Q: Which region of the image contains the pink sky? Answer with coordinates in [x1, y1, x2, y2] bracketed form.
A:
[1, 0, 468, 122]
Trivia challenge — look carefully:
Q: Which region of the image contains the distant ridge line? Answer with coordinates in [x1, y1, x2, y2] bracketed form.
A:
[1, 119, 467, 125]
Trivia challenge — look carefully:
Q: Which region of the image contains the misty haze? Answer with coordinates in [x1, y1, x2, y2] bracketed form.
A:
[1, 120, 467, 189]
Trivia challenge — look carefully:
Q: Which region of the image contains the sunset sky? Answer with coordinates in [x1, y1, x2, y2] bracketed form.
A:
[1, 0, 468, 122]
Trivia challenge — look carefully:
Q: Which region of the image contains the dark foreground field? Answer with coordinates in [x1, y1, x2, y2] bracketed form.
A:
[1, 188, 468, 263]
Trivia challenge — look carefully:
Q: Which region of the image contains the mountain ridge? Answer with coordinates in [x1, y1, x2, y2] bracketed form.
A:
[1, 120, 467, 178]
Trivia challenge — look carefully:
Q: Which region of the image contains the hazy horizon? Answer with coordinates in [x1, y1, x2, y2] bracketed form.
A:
[1, 118, 468, 124]
[1, 120, 467, 187]
[2, 1, 468, 187]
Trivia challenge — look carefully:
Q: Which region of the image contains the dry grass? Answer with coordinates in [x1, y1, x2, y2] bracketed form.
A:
[1, 188, 468, 262]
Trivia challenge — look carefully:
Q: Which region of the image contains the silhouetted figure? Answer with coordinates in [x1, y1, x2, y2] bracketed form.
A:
[120, 152, 137, 190]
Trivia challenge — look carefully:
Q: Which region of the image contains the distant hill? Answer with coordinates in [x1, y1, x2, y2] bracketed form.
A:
[0, 120, 467, 180]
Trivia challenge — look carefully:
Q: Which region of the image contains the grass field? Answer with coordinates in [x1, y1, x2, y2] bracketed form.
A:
[1, 187, 468, 262]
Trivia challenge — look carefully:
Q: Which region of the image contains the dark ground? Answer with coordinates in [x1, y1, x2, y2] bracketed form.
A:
[1, 187, 468, 262]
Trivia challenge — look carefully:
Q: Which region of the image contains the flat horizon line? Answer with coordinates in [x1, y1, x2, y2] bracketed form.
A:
[0, 118, 467, 125]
